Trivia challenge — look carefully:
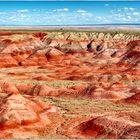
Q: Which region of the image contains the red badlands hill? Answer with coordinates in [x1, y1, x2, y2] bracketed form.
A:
[122, 89, 140, 104]
[0, 31, 139, 138]
[0, 94, 61, 138]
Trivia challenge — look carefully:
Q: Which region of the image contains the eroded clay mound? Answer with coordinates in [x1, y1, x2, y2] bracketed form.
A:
[0, 94, 60, 138]
[0, 81, 128, 100]
[0, 31, 139, 68]
[123, 92, 140, 104]
[65, 115, 140, 139]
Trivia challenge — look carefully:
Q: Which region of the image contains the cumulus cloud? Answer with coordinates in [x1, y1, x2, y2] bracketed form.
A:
[122, 18, 127, 21]
[97, 16, 102, 19]
[77, 9, 86, 13]
[53, 8, 69, 12]
[123, 7, 135, 11]
[81, 13, 86, 16]
[17, 9, 29, 13]
[0, 5, 139, 25]
[129, 7, 135, 11]
[133, 12, 139, 15]
[117, 7, 135, 13]
[109, 6, 140, 23]
[127, 16, 131, 19]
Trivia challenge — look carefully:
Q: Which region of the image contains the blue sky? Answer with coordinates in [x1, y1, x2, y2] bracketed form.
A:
[0, 1, 140, 25]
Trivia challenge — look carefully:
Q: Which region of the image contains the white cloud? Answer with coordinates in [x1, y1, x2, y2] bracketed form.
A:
[81, 13, 86, 16]
[104, 19, 110, 23]
[0, 6, 139, 25]
[17, 9, 29, 13]
[127, 16, 131, 19]
[129, 8, 135, 11]
[105, 4, 109, 7]
[123, 7, 135, 11]
[122, 18, 127, 21]
[133, 12, 139, 15]
[97, 16, 102, 19]
[77, 9, 86, 13]
[63, 8, 69, 11]
[20, 14, 27, 18]
[53, 8, 69, 12]
[124, 7, 128, 10]
[109, 7, 140, 23]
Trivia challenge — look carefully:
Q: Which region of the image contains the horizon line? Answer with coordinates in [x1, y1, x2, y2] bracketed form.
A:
[0, 23, 140, 26]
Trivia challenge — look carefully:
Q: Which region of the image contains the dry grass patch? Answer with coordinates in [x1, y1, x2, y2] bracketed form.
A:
[40, 97, 140, 117]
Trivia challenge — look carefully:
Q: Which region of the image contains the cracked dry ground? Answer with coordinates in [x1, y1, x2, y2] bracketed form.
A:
[0, 31, 140, 138]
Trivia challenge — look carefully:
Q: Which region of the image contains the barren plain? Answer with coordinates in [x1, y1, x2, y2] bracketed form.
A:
[0, 29, 140, 139]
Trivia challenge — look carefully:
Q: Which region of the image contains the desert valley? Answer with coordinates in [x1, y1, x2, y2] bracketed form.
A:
[0, 30, 140, 138]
